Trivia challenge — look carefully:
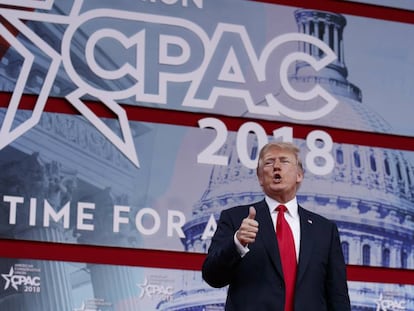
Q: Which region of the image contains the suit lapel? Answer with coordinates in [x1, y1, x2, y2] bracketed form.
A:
[296, 206, 314, 285]
[255, 200, 284, 278]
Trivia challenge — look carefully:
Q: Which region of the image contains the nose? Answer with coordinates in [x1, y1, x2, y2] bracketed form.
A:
[272, 160, 282, 170]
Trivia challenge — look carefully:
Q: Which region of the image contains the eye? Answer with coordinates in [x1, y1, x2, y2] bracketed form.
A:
[264, 159, 275, 166]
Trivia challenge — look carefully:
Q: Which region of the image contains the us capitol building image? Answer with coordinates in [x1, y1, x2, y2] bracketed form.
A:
[158, 9, 414, 311]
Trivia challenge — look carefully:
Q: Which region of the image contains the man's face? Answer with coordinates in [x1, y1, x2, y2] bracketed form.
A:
[257, 146, 303, 202]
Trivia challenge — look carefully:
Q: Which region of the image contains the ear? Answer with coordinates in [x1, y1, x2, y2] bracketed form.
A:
[296, 169, 304, 183]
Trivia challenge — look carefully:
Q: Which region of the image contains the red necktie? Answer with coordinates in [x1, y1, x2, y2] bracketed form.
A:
[276, 205, 297, 311]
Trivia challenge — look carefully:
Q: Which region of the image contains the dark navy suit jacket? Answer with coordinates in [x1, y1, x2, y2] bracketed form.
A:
[202, 199, 351, 311]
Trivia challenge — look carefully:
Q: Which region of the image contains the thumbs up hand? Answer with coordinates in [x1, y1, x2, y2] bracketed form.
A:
[236, 206, 259, 246]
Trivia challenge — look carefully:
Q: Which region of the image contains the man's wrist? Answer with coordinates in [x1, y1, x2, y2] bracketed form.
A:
[234, 230, 249, 257]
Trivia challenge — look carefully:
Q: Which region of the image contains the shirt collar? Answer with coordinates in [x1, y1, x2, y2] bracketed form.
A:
[265, 195, 299, 218]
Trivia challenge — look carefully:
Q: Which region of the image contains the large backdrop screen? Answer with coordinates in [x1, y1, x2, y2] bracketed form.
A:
[0, 0, 413, 310]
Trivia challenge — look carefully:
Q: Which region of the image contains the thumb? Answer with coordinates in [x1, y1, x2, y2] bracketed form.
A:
[247, 206, 256, 220]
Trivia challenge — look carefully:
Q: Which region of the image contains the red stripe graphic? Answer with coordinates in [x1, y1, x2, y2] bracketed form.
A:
[0, 93, 412, 151]
[0, 239, 413, 285]
[250, 0, 414, 25]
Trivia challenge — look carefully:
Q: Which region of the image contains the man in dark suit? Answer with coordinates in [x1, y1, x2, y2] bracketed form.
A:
[202, 142, 351, 311]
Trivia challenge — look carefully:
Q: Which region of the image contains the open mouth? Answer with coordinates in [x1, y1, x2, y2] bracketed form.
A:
[273, 173, 281, 183]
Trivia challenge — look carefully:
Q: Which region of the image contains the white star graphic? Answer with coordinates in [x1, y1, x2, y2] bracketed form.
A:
[137, 277, 149, 298]
[1, 267, 17, 291]
[0, 0, 140, 167]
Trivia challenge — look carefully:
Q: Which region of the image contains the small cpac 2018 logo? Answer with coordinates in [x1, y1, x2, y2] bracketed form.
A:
[1, 266, 41, 292]
[137, 277, 174, 300]
[376, 293, 407, 311]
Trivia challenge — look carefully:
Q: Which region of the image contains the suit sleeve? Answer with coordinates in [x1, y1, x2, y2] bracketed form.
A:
[326, 222, 351, 311]
[202, 208, 244, 288]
